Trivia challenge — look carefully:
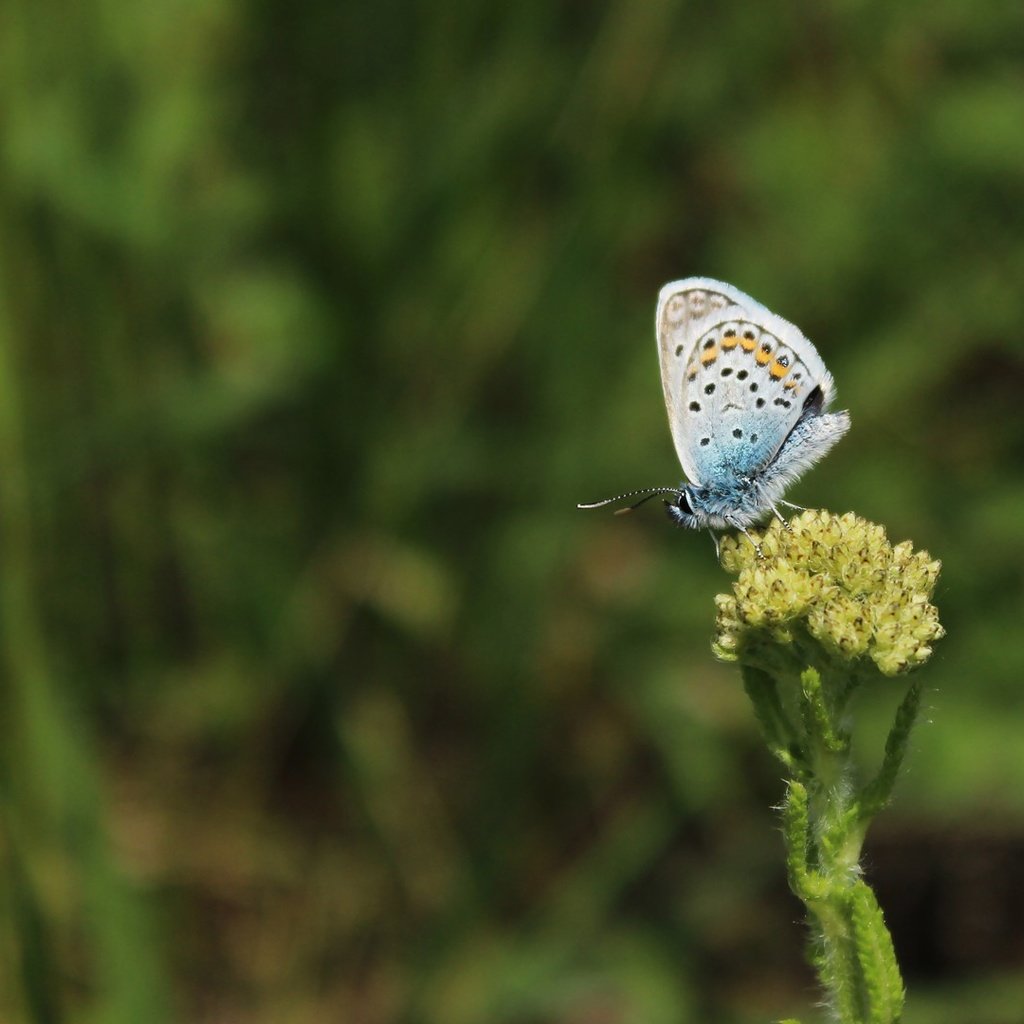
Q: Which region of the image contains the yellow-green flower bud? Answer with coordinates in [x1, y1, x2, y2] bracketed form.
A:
[714, 511, 944, 677]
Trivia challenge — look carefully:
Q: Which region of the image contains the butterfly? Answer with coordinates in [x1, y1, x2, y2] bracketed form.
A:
[580, 278, 850, 550]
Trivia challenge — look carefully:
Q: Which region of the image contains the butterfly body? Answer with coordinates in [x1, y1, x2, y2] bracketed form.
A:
[655, 278, 850, 534]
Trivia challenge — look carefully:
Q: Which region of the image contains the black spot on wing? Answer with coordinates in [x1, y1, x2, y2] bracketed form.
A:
[803, 385, 823, 413]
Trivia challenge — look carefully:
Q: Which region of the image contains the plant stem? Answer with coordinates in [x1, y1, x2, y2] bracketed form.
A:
[767, 665, 918, 1023]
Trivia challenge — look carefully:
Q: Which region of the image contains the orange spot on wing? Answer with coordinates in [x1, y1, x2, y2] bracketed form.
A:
[784, 379, 799, 391]
[755, 347, 772, 365]
[740, 336, 757, 352]
[721, 332, 739, 350]
[700, 345, 718, 365]
[770, 360, 790, 380]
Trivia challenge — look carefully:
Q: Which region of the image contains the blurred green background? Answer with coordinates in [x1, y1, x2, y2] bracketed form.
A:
[2, 1, 1024, 1022]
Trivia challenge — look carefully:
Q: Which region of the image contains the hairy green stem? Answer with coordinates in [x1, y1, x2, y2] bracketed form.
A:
[772, 664, 918, 1024]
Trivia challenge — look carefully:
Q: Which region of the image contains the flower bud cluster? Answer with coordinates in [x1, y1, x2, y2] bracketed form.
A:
[714, 511, 943, 676]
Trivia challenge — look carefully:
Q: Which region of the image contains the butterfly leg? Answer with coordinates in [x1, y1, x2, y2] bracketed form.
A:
[727, 518, 763, 557]
[769, 502, 789, 527]
[779, 499, 806, 511]
[707, 529, 721, 561]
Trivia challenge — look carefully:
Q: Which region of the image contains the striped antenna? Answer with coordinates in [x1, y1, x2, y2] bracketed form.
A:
[577, 486, 680, 515]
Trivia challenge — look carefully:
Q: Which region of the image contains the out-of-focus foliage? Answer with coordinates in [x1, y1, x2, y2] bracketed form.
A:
[1, 1, 1023, 1022]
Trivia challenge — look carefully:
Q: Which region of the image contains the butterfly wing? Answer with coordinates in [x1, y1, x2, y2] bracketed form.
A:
[656, 278, 837, 486]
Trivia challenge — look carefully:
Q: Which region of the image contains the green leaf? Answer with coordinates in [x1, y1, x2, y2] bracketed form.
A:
[742, 666, 804, 771]
[860, 677, 924, 818]
[850, 880, 905, 1024]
